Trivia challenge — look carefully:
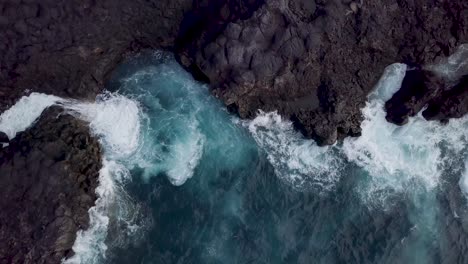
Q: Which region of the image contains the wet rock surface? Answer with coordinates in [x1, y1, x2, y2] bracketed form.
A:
[0, 106, 101, 264]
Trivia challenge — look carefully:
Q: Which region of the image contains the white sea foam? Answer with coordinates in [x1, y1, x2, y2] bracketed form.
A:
[371, 63, 407, 102]
[246, 62, 468, 203]
[63, 158, 142, 264]
[0, 91, 145, 264]
[0, 92, 64, 139]
[428, 43, 468, 82]
[343, 90, 467, 204]
[62, 93, 145, 264]
[345, 61, 467, 204]
[114, 61, 207, 186]
[165, 122, 205, 186]
[460, 159, 468, 198]
[63, 160, 126, 264]
[244, 111, 342, 191]
[1, 51, 467, 262]
[65, 93, 142, 158]
[243, 64, 405, 192]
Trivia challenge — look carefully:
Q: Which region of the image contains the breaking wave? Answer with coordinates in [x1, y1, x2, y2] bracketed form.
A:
[0, 91, 145, 263]
[1, 51, 467, 263]
[0, 93, 63, 139]
[245, 63, 468, 205]
[343, 64, 467, 204]
[62, 94, 144, 264]
[242, 111, 343, 192]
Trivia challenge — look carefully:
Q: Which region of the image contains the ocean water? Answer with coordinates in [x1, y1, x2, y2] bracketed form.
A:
[1, 52, 467, 264]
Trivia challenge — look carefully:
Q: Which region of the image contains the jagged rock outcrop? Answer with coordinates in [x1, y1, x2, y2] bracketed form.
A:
[177, 0, 468, 144]
[385, 68, 444, 125]
[386, 44, 468, 125]
[0, 107, 101, 264]
[386, 68, 468, 125]
[423, 74, 468, 122]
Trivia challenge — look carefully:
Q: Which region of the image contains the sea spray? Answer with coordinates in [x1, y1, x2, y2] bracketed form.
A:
[63, 160, 125, 264]
[241, 111, 343, 191]
[342, 64, 468, 205]
[2, 52, 467, 263]
[111, 64, 208, 186]
[246, 63, 468, 205]
[81, 53, 468, 263]
[0, 93, 64, 139]
[0, 52, 256, 263]
[64, 93, 143, 158]
[240, 62, 466, 262]
[428, 43, 468, 82]
[0, 91, 146, 263]
[63, 93, 145, 264]
[111, 54, 254, 186]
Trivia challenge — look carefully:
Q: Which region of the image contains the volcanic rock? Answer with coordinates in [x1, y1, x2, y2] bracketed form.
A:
[423, 74, 468, 122]
[385, 68, 444, 125]
[0, 132, 8, 144]
[0, 106, 102, 264]
[0, 0, 194, 113]
[177, 0, 468, 144]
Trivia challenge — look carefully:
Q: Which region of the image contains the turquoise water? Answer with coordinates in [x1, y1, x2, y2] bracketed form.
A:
[1, 51, 466, 263]
[73, 52, 468, 263]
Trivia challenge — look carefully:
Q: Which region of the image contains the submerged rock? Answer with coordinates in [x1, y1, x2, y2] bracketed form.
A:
[0, 106, 101, 263]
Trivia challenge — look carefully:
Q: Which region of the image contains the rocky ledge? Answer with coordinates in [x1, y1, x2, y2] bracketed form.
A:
[0, 107, 101, 263]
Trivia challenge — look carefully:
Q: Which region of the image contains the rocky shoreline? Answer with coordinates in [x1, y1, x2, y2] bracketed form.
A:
[176, 0, 468, 144]
[0, 0, 467, 262]
[1, 0, 467, 143]
[0, 107, 101, 263]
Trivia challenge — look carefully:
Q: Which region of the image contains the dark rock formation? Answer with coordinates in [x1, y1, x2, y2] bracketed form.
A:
[0, 131, 8, 144]
[0, 0, 193, 113]
[386, 67, 468, 125]
[0, 106, 101, 264]
[177, 0, 468, 144]
[423, 74, 468, 122]
[385, 68, 444, 125]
